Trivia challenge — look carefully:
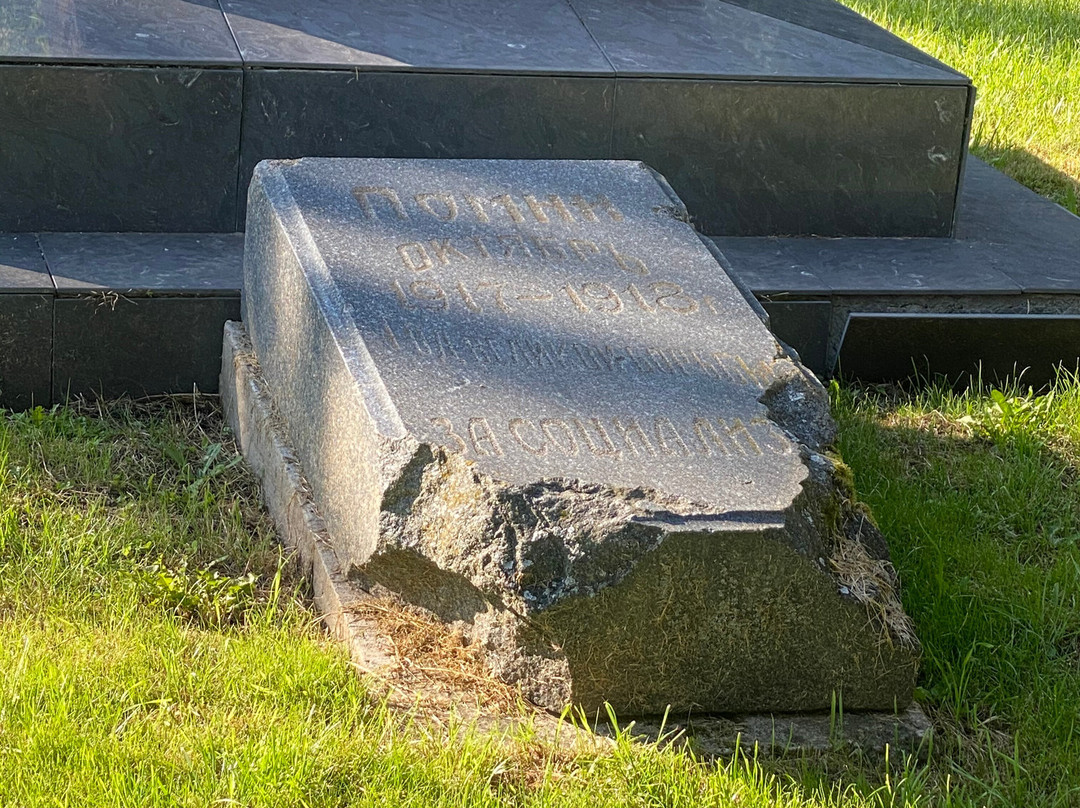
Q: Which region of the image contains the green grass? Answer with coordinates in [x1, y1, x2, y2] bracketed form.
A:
[7, 385, 1080, 805]
[833, 376, 1080, 806]
[0, 399, 918, 807]
[839, 0, 1080, 211]
[3, 4, 1078, 804]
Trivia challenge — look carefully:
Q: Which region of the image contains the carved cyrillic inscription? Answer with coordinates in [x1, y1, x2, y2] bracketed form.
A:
[389, 277, 716, 318]
[393, 236, 649, 274]
[379, 320, 777, 388]
[353, 188, 625, 226]
[342, 172, 788, 477]
[430, 414, 791, 460]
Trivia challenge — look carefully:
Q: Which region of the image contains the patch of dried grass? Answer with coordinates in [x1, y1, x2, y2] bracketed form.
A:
[352, 598, 524, 714]
[830, 526, 918, 649]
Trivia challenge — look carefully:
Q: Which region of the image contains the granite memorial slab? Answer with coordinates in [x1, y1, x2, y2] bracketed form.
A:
[235, 156, 919, 714]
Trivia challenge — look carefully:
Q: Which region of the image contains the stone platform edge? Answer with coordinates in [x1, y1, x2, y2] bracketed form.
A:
[217, 318, 932, 756]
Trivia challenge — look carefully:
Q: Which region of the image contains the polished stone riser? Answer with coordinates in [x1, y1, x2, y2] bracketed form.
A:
[0, 291, 239, 410]
[0, 65, 242, 233]
[0, 63, 970, 237]
[725, 159, 1080, 387]
[765, 301, 1080, 389]
[7, 280, 1078, 409]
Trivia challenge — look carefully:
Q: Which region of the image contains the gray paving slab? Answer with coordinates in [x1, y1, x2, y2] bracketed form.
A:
[720, 158, 1077, 297]
[0, 0, 240, 65]
[718, 0, 961, 75]
[221, 0, 611, 73]
[41, 233, 243, 295]
[955, 158, 1080, 294]
[717, 236, 1022, 296]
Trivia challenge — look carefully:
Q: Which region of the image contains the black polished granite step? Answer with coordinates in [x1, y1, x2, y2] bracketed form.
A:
[714, 157, 1080, 385]
[44, 233, 243, 401]
[0, 0, 242, 233]
[571, 0, 970, 236]
[0, 236, 54, 410]
[0, 0, 971, 237]
[0, 159, 1076, 406]
[1, 233, 244, 404]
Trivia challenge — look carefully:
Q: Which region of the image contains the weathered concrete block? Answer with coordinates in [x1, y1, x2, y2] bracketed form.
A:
[239, 157, 918, 714]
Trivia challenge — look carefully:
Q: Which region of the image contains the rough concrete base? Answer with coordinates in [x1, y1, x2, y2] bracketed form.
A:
[219, 319, 931, 757]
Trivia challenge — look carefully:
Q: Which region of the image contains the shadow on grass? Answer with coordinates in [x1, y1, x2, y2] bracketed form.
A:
[972, 144, 1079, 214]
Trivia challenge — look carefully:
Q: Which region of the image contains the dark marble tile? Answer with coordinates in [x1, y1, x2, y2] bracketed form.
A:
[718, 0, 962, 75]
[0, 64, 241, 232]
[614, 79, 970, 236]
[711, 237, 834, 295]
[0, 295, 53, 410]
[837, 313, 1080, 388]
[955, 158, 1080, 294]
[238, 70, 613, 222]
[41, 233, 243, 295]
[569, 0, 963, 81]
[718, 236, 1020, 296]
[0, 235, 52, 293]
[760, 301, 831, 376]
[221, 0, 610, 73]
[818, 240, 1021, 295]
[53, 296, 240, 400]
[0, 0, 240, 65]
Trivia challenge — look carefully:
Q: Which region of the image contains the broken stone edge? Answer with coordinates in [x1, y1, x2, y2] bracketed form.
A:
[218, 319, 931, 757]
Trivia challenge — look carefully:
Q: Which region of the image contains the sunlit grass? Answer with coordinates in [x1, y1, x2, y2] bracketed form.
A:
[0, 399, 915, 807]
[833, 374, 1080, 806]
[2, 4, 1078, 803]
[7, 384, 1080, 804]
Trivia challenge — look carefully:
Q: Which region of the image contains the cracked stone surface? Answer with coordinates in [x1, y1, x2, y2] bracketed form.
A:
[240, 157, 919, 713]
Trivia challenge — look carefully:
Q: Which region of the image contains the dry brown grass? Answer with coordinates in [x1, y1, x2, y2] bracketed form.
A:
[351, 598, 525, 714]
